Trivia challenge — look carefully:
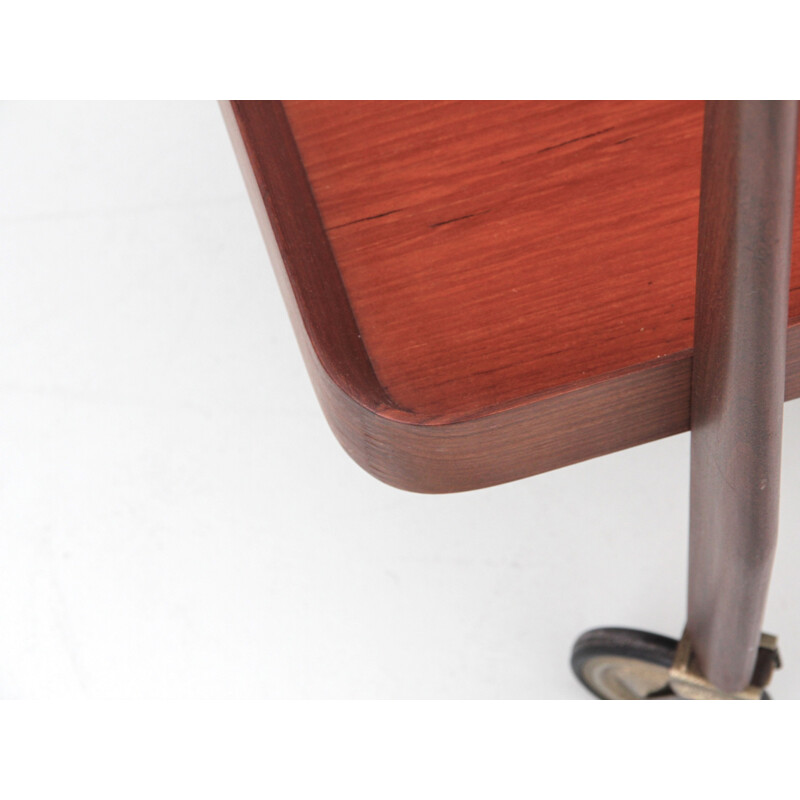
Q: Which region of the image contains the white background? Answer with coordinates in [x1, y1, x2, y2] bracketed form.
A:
[2, 100, 800, 699]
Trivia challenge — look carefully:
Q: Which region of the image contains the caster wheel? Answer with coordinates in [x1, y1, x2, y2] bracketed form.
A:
[571, 628, 678, 699]
[570, 627, 771, 699]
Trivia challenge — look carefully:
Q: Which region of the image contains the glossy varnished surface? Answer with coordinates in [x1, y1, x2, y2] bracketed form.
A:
[225, 101, 800, 492]
[285, 100, 800, 421]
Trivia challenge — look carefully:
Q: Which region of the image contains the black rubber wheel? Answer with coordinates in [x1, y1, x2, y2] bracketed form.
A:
[571, 627, 771, 699]
[571, 628, 678, 699]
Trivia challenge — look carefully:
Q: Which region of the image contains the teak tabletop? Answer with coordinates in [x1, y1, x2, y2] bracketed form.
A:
[224, 101, 800, 493]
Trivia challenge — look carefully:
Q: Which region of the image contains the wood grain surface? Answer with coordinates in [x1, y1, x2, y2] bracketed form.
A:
[224, 100, 800, 493]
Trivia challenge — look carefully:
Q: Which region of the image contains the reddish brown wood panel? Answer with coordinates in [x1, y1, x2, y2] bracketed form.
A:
[223, 100, 800, 493]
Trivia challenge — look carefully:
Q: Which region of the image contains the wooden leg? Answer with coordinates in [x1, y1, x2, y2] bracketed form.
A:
[687, 100, 798, 693]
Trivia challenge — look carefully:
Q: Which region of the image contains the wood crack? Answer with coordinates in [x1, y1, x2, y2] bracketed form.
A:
[536, 126, 616, 154]
[429, 210, 489, 229]
[328, 209, 403, 231]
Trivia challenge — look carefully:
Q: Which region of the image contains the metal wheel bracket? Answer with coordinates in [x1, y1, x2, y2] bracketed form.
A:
[668, 630, 781, 700]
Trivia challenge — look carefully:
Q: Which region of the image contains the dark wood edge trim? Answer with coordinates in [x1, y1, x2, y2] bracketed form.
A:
[223, 100, 396, 412]
[222, 100, 800, 493]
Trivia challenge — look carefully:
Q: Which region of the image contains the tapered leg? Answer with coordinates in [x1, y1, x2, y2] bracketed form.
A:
[687, 100, 798, 693]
